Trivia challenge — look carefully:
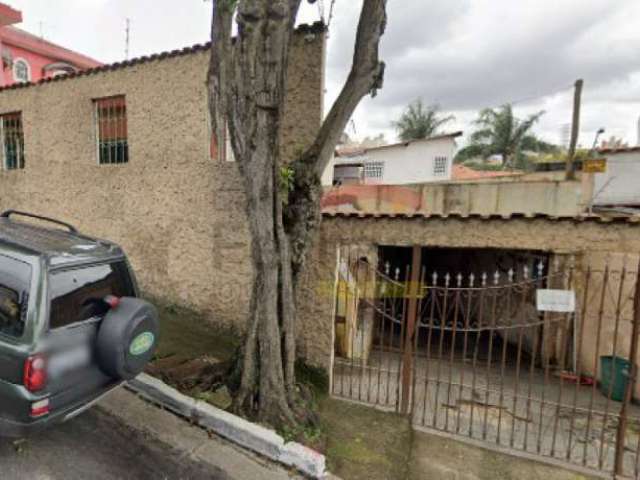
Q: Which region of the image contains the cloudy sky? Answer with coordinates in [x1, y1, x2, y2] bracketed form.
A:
[8, 0, 640, 147]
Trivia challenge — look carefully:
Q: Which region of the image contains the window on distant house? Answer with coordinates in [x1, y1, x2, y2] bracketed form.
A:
[433, 156, 448, 177]
[12, 59, 31, 83]
[94, 96, 128, 165]
[364, 161, 384, 179]
[0, 112, 25, 170]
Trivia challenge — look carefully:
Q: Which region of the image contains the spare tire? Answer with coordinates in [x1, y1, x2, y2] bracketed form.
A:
[96, 297, 159, 380]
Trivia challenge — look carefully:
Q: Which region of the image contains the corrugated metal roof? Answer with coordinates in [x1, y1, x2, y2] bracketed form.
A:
[0, 21, 326, 94]
[322, 211, 640, 225]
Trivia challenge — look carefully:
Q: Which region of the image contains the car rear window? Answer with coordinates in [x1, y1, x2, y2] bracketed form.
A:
[49, 261, 134, 329]
[0, 254, 31, 338]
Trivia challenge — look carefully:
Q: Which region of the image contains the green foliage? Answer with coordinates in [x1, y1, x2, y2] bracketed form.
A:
[279, 165, 295, 204]
[393, 99, 455, 142]
[454, 104, 553, 169]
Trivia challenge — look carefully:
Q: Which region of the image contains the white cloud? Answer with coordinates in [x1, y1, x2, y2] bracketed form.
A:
[5, 0, 640, 145]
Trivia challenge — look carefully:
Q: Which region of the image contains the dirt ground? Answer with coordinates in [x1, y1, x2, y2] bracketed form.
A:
[319, 396, 412, 480]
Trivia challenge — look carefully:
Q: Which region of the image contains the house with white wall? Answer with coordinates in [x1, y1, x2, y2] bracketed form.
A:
[322, 131, 462, 186]
[591, 146, 640, 207]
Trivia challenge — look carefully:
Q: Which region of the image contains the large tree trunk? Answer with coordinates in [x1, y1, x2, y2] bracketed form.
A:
[208, 0, 387, 429]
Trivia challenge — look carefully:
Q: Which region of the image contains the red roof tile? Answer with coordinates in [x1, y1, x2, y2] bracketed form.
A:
[451, 165, 521, 181]
[0, 22, 326, 94]
[322, 211, 640, 225]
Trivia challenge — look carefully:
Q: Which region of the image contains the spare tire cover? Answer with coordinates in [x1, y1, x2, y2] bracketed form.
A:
[96, 297, 159, 380]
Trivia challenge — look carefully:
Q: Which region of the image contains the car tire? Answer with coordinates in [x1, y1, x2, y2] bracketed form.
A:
[96, 297, 159, 380]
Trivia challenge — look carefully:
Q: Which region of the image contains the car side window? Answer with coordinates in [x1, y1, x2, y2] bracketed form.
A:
[0, 255, 31, 338]
[49, 261, 134, 329]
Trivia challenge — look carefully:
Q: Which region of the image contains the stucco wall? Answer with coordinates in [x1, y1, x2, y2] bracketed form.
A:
[322, 175, 593, 217]
[0, 29, 325, 330]
[593, 150, 640, 205]
[322, 137, 458, 186]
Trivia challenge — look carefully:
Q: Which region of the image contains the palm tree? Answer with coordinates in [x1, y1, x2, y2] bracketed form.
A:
[455, 104, 549, 169]
[393, 99, 455, 142]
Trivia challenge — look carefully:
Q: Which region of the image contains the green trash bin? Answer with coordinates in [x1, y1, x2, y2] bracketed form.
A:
[599, 356, 631, 402]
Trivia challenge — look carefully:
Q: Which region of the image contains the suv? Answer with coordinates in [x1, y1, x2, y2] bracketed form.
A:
[0, 210, 159, 437]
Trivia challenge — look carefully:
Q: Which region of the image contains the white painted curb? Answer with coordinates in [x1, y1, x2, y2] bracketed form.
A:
[127, 373, 327, 479]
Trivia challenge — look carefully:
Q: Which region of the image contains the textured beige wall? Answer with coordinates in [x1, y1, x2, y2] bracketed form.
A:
[0, 31, 325, 330]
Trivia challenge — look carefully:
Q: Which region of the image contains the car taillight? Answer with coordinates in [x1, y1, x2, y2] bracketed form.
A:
[30, 398, 50, 417]
[103, 295, 120, 309]
[24, 355, 47, 392]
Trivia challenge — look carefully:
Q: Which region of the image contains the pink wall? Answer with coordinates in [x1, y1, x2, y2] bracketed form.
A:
[2, 42, 57, 84]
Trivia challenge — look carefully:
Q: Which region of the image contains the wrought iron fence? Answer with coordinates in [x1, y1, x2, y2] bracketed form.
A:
[332, 250, 640, 478]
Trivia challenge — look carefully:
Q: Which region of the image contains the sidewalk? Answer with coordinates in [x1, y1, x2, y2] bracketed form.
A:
[99, 387, 302, 480]
[410, 429, 597, 480]
[322, 397, 598, 480]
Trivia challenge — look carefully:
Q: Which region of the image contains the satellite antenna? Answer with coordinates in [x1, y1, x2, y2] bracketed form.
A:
[125, 18, 131, 60]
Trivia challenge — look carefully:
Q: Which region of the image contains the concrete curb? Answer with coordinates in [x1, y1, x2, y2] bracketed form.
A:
[127, 373, 327, 479]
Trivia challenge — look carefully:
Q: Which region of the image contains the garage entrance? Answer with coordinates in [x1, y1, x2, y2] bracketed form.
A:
[332, 245, 640, 478]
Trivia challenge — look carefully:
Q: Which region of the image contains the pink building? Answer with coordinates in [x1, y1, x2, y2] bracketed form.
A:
[0, 2, 101, 87]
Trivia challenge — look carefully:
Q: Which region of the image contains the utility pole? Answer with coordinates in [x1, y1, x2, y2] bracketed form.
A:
[125, 18, 131, 60]
[565, 78, 583, 180]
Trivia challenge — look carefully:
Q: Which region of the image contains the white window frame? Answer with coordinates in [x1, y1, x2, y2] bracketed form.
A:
[364, 161, 385, 180]
[433, 156, 448, 177]
[12, 58, 31, 83]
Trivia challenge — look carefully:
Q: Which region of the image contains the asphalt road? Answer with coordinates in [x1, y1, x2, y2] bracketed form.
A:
[0, 408, 228, 480]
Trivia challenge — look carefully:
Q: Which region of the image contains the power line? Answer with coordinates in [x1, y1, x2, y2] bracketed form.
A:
[508, 83, 574, 107]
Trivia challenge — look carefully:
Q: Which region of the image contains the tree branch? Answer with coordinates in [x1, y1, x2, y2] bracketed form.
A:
[301, 0, 387, 175]
[208, 0, 237, 158]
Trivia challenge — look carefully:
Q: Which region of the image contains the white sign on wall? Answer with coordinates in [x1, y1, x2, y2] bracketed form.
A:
[536, 289, 576, 313]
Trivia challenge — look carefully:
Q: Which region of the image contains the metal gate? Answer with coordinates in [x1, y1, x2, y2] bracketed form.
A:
[332, 248, 640, 478]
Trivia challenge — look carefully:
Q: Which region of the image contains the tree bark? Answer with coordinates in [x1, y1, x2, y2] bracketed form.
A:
[208, 0, 387, 429]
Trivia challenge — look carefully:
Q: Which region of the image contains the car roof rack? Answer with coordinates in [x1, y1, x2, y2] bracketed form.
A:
[1, 210, 79, 234]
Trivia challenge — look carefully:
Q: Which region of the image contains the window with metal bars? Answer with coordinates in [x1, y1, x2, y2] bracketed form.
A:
[0, 112, 25, 170]
[433, 156, 448, 177]
[94, 96, 129, 165]
[364, 161, 384, 179]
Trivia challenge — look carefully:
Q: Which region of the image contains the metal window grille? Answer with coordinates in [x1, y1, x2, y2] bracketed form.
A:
[364, 161, 384, 179]
[433, 156, 448, 176]
[95, 96, 129, 165]
[0, 112, 25, 170]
